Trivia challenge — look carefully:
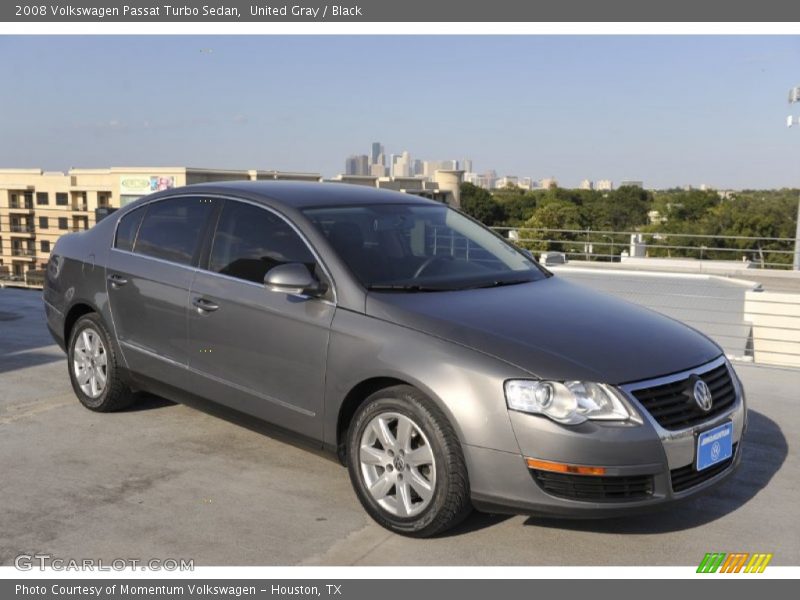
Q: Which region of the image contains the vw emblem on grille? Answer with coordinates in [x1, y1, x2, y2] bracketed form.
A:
[693, 379, 713, 412]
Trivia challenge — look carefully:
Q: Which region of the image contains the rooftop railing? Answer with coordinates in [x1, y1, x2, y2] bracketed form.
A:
[492, 227, 798, 270]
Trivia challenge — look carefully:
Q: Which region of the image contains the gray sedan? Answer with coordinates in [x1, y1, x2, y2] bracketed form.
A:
[43, 181, 746, 537]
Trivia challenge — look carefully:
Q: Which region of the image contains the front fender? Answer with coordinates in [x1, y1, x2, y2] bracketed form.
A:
[323, 309, 529, 454]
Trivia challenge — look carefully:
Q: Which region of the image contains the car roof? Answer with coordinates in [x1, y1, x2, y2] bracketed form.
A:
[172, 180, 440, 209]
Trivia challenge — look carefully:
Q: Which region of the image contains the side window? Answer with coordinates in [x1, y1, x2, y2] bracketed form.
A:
[209, 201, 316, 285]
[114, 206, 146, 251]
[133, 197, 214, 266]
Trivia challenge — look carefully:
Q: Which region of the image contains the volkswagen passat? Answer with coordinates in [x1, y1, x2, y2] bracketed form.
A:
[44, 182, 746, 536]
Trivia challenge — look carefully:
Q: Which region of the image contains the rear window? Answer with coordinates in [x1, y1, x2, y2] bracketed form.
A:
[132, 198, 215, 265]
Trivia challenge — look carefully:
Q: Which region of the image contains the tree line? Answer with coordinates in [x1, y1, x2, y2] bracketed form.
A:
[459, 182, 799, 267]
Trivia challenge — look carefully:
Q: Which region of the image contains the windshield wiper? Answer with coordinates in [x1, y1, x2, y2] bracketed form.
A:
[366, 284, 449, 292]
[459, 278, 533, 290]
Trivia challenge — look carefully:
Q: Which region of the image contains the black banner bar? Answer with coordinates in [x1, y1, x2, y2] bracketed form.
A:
[4, 0, 800, 22]
[3, 579, 795, 600]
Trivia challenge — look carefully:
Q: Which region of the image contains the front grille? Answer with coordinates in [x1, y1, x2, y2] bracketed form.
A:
[630, 362, 736, 430]
[670, 443, 738, 493]
[531, 470, 654, 502]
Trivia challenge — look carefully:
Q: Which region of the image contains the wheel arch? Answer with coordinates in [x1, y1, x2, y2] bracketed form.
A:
[335, 377, 409, 463]
[64, 301, 99, 345]
[334, 375, 467, 465]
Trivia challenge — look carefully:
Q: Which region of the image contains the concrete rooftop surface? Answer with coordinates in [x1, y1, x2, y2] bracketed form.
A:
[0, 287, 798, 566]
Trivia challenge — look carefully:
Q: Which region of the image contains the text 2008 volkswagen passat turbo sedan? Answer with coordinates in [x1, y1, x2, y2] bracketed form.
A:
[44, 181, 746, 536]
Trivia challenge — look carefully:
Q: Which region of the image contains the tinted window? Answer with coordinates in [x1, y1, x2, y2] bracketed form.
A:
[134, 198, 214, 265]
[303, 204, 544, 290]
[210, 201, 316, 284]
[58, 217, 68, 230]
[114, 206, 146, 252]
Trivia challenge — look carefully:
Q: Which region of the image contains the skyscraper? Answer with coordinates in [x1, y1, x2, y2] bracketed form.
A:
[345, 154, 370, 176]
[391, 151, 412, 177]
[371, 142, 385, 166]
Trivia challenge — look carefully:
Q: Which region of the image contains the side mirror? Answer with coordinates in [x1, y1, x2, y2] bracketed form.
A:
[264, 263, 327, 297]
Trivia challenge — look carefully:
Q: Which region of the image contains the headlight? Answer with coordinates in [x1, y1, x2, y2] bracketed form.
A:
[504, 380, 638, 425]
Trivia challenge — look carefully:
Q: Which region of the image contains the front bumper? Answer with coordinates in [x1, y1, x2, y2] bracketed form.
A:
[466, 356, 746, 517]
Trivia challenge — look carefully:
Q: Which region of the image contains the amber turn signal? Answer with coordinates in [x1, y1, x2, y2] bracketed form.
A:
[526, 457, 607, 476]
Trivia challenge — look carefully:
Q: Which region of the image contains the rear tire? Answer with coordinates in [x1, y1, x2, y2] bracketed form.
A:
[347, 385, 472, 537]
[67, 313, 134, 412]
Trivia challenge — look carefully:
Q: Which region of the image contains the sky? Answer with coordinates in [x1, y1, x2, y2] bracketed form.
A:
[1, 35, 799, 189]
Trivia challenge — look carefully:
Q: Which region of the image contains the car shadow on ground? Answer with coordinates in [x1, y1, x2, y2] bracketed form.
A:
[520, 410, 786, 535]
[442, 511, 513, 536]
[123, 392, 176, 411]
[123, 391, 338, 463]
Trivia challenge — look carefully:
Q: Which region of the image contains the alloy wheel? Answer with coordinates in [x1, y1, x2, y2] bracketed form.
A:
[359, 411, 437, 517]
[72, 327, 108, 399]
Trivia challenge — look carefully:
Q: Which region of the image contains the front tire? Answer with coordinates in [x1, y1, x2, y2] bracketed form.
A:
[67, 313, 134, 412]
[347, 385, 472, 537]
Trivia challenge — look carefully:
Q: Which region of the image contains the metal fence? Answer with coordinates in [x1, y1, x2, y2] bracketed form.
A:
[492, 226, 798, 270]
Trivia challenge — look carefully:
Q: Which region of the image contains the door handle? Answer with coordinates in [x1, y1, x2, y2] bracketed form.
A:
[107, 273, 128, 287]
[192, 297, 219, 313]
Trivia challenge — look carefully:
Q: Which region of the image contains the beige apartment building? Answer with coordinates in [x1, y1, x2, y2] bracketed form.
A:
[0, 167, 321, 279]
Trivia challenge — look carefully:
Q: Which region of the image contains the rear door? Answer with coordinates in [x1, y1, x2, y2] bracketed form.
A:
[185, 199, 335, 438]
[106, 196, 218, 388]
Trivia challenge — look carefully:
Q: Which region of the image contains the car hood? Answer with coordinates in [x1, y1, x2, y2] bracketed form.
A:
[365, 276, 721, 385]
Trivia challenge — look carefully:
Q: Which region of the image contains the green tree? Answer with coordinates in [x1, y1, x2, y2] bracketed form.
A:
[653, 189, 720, 223]
[517, 199, 585, 253]
[592, 186, 651, 231]
[643, 189, 798, 266]
[459, 182, 504, 226]
[493, 187, 539, 225]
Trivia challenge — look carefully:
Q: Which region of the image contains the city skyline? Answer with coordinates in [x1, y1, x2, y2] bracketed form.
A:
[1, 35, 799, 188]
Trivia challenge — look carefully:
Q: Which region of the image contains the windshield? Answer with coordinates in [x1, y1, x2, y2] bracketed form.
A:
[302, 204, 547, 291]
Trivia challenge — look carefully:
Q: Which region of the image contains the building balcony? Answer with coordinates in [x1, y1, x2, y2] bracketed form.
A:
[9, 202, 35, 212]
[8, 225, 35, 234]
[11, 248, 37, 258]
[71, 205, 89, 212]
